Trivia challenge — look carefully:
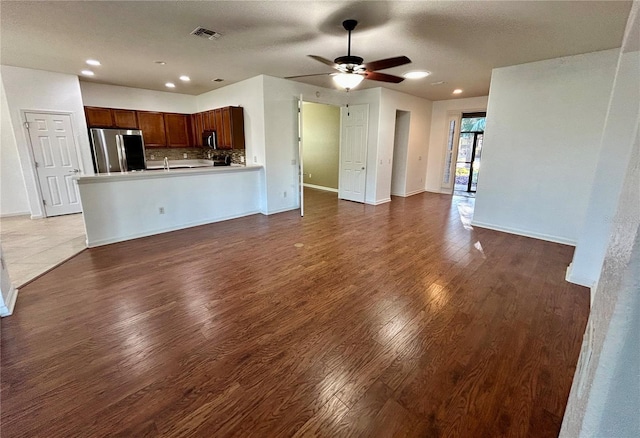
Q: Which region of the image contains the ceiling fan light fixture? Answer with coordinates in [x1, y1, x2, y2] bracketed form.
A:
[333, 73, 364, 91]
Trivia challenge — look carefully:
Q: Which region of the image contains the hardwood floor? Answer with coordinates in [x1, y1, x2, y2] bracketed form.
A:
[0, 189, 590, 437]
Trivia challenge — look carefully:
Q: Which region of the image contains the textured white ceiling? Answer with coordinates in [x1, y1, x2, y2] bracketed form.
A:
[0, 1, 632, 101]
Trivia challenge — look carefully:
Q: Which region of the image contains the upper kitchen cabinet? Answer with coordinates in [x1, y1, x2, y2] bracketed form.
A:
[191, 112, 204, 147]
[84, 107, 113, 128]
[136, 111, 166, 147]
[203, 110, 216, 131]
[218, 106, 245, 150]
[112, 110, 138, 129]
[163, 113, 191, 148]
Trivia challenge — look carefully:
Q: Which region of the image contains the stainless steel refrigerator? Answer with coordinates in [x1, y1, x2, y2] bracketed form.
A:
[89, 128, 147, 173]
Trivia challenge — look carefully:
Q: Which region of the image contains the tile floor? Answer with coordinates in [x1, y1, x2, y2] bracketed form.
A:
[0, 213, 86, 288]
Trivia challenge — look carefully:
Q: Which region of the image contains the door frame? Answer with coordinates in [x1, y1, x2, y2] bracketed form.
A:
[298, 94, 344, 214]
[440, 107, 487, 195]
[20, 110, 85, 218]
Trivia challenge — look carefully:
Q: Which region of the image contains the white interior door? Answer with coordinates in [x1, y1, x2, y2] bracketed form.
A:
[298, 95, 304, 216]
[339, 104, 369, 203]
[25, 112, 82, 216]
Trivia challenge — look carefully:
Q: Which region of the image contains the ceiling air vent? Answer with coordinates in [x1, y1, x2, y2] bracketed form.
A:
[191, 27, 222, 40]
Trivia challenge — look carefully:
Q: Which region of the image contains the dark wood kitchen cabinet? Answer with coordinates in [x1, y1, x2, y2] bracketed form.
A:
[217, 106, 245, 150]
[84, 106, 244, 149]
[84, 107, 113, 128]
[112, 110, 138, 129]
[136, 111, 166, 147]
[163, 113, 190, 147]
[203, 110, 216, 131]
[191, 112, 204, 147]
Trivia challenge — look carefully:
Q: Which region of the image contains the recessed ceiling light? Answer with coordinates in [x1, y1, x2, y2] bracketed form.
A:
[81, 70, 95, 76]
[154, 61, 167, 65]
[165, 82, 176, 88]
[403, 71, 431, 79]
[86, 59, 101, 66]
[179, 76, 190, 82]
[453, 89, 463, 94]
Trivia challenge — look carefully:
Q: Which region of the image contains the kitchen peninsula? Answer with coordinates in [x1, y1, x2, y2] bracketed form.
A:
[77, 165, 263, 247]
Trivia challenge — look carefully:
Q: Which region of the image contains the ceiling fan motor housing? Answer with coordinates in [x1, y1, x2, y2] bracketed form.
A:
[334, 55, 364, 67]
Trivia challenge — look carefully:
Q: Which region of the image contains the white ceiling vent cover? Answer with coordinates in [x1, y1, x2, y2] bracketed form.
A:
[191, 27, 222, 40]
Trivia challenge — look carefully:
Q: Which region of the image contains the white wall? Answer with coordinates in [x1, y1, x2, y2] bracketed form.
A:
[568, 48, 640, 287]
[0, 65, 93, 218]
[560, 3, 640, 436]
[425, 96, 488, 193]
[0, 74, 30, 216]
[79, 82, 197, 113]
[379, 88, 432, 201]
[472, 50, 619, 244]
[0, 244, 18, 316]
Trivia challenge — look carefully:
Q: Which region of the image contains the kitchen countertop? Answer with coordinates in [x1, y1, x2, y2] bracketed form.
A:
[76, 164, 261, 184]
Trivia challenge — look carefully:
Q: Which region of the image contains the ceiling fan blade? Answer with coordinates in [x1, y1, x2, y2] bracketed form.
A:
[364, 56, 411, 72]
[308, 55, 340, 70]
[285, 73, 333, 79]
[364, 71, 405, 84]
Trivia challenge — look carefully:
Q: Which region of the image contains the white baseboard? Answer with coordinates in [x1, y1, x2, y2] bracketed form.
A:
[266, 206, 298, 215]
[0, 212, 30, 218]
[565, 263, 596, 288]
[87, 210, 261, 247]
[369, 198, 391, 205]
[0, 285, 19, 317]
[470, 220, 577, 246]
[390, 188, 426, 197]
[304, 183, 338, 193]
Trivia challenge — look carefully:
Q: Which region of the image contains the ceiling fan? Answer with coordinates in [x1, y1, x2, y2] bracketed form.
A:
[286, 19, 412, 91]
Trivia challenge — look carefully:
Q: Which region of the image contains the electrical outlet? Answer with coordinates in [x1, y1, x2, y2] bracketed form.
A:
[283, 191, 287, 198]
[291, 159, 296, 165]
[183, 153, 188, 159]
[419, 156, 422, 160]
[254, 156, 257, 163]
[159, 207, 165, 214]
[308, 173, 311, 179]
[240, 156, 245, 163]
[150, 154, 155, 160]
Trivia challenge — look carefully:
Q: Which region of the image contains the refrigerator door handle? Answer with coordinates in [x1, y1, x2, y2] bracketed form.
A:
[116, 134, 128, 172]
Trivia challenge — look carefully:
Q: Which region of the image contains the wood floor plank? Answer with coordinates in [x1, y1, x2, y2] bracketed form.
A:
[0, 190, 589, 437]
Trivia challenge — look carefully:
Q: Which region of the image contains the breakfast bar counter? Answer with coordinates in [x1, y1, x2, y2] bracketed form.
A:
[77, 165, 264, 247]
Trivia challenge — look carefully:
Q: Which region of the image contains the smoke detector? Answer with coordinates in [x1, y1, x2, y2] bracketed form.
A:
[191, 27, 222, 40]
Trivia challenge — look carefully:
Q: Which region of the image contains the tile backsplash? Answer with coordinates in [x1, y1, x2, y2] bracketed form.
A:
[145, 148, 246, 164]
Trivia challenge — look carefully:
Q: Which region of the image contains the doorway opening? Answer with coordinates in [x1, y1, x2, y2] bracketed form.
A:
[299, 101, 341, 215]
[454, 112, 486, 197]
[391, 110, 411, 197]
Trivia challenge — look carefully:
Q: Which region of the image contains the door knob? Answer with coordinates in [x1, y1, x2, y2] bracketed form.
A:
[361, 166, 365, 170]
[68, 169, 80, 174]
